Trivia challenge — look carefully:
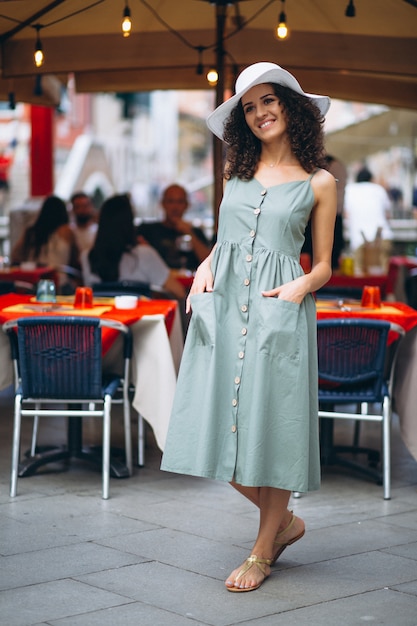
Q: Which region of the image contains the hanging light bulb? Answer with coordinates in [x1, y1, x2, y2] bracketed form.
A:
[345, 0, 356, 17]
[275, 0, 289, 40]
[207, 68, 218, 87]
[122, 1, 132, 37]
[33, 24, 44, 67]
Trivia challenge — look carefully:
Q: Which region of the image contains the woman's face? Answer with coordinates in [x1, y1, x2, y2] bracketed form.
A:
[241, 83, 287, 143]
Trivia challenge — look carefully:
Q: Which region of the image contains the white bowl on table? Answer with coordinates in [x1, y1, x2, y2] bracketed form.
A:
[114, 295, 138, 310]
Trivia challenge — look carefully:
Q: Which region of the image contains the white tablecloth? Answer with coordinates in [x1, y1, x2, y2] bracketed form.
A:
[0, 309, 183, 452]
[393, 325, 417, 462]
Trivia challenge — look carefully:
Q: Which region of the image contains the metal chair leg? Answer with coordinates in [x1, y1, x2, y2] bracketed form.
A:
[123, 383, 132, 475]
[30, 409, 40, 457]
[382, 396, 391, 500]
[10, 395, 22, 497]
[102, 396, 111, 500]
[138, 413, 145, 467]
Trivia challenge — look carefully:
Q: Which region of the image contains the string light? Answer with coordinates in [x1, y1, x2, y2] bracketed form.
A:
[33, 25, 44, 67]
[207, 68, 218, 87]
[33, 24, 44, 67]
[275, 0, 289, 40]
[122, 1, 132, 37]
[345, 0, 356, 17]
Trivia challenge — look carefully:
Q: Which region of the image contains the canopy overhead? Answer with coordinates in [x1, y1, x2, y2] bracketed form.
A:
[0, 0, 416, 109]
[325, 109, 417, 164]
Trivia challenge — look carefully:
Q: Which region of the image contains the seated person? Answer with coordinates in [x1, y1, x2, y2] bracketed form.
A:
[136, 184, 211, 271]
[344, 166, 393, 273]
[81, 194, 185, 300]
[11, 194, 79, 290]
[70, 191, 98, 253]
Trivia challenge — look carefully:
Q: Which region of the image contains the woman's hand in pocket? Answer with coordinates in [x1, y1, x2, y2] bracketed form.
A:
[186, 258, 214, 313]
[262, 276, 308, 305]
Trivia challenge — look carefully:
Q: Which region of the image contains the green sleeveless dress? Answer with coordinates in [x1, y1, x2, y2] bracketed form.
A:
[161, 174, 320, 492]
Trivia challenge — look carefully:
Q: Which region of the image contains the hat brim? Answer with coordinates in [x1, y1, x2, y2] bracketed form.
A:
[206, 67, 330, 142]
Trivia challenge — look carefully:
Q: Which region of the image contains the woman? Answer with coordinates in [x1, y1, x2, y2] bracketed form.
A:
[161, 62, 336, 592]
[81, 194, 185, 299]
[12, 195, 78, 288]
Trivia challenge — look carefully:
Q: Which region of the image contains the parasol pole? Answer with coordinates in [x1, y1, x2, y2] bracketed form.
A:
[212, 1, 227, 234]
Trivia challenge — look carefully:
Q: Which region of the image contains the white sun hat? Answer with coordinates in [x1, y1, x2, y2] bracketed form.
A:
[206, 61, 331, 141]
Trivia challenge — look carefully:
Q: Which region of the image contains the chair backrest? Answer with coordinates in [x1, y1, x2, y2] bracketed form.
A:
[92, 280, 151, 298]
[0, 280, 15, 294]
[405, 269, 417, 309]
[13, 316, 104, 400]
[317, 318, 392, 402]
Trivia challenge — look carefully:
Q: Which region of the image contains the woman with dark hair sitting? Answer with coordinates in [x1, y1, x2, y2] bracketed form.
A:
[81, 194, 185, 300]
[12, 194, 78, 289]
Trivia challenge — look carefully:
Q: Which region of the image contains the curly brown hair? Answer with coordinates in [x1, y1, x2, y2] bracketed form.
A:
[223, 83, 326, 180]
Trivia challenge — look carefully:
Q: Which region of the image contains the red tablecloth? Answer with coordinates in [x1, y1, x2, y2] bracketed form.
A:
[0, 294, 177, 354]
[316, 299, 417, 340]
[0, 266, 57, 285]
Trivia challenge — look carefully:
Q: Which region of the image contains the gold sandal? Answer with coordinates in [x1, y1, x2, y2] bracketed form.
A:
[226, 555, 272, 593]
[271, 511, 305, 565]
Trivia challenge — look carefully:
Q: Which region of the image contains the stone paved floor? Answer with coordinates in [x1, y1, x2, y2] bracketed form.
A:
[0, 386, 417, 626]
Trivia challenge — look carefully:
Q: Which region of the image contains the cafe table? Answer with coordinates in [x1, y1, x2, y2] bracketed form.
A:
[316, 298, 417, 463]
[0, 265, 57, 287]
[0, 293, 184, 469]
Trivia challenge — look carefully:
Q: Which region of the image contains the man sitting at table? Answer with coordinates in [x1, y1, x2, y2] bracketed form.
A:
[344, 166, 393, 274]
[70, 191, 98, 254]
[136, 184, 211, 272]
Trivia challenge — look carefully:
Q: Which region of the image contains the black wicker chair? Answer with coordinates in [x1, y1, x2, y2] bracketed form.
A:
[317, 318, 404, 499]
[3, 316, 133, 499]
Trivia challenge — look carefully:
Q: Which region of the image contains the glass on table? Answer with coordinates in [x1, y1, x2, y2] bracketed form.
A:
[0, 255, 10, 270]
[36, 279, 56, 302]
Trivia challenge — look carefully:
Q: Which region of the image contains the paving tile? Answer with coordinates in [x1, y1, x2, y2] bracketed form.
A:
[0, 507, 158, 556]
[0, 542, 142, 590]
[391, 580, 417, 596]
[236, 588, 417, 626]
[267, 518, 417, 566]
[95, 526, 251, 580]
[0, 579, 131, 626]
[383, 541, 417, 561]
[75, 561, 303, 626]
[105, 494, 259, 546]
[47, 602, 210, 626]
[264, 551, 417, 605]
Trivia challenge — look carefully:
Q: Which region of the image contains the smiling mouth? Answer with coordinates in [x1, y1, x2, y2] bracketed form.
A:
[259, 120, 274, 129]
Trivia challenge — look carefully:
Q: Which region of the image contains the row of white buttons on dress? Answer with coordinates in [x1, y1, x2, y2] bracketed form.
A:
[230, 189, 267, 435]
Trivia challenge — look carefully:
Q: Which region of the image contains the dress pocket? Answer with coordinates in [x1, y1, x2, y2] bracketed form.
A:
[189, 292, 216, 346]
[257, 297, 300, 359]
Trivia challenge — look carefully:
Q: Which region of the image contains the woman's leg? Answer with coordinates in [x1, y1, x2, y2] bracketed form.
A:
[230, 480, 302, 536]
[226, 484, 305, 591]
[230, 480, 260, 507]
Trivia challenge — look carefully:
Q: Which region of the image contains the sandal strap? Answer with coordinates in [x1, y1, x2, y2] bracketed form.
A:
[274, 511, 296, 546]
[235, 555, 272, 581]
